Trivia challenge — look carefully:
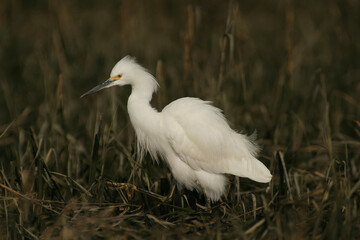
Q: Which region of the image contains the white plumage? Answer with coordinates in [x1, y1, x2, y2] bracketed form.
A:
[82, 56, 272, 201]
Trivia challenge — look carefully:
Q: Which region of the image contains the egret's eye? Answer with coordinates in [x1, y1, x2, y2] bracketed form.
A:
[109, 74, 122, 81]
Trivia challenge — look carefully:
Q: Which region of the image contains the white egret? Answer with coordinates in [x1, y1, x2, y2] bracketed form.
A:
[81, 56, 272, 202]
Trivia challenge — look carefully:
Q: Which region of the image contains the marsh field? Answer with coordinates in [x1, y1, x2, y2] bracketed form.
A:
[0, 0, 360, 239]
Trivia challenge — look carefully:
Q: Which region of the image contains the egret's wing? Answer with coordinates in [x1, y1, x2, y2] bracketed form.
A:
[163, 97, 235, 170]
[162, 97, 271, 183]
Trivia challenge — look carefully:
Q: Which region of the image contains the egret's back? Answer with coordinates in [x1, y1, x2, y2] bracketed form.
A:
[162, 97, 271, 183]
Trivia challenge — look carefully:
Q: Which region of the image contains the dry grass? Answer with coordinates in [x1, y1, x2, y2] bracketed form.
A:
[0, 0, 359, 239]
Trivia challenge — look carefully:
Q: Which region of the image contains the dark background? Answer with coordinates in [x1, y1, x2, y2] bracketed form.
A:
[0, 0, 359, 239]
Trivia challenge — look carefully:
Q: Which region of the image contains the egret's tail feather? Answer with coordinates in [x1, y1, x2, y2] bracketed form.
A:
[228, 158, 272, 183]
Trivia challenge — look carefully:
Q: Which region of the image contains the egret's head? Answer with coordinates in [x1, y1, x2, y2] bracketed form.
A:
[81, 56, 158, 98]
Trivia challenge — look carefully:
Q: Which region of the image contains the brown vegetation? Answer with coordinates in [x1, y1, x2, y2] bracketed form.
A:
[0, 0, 359, 239]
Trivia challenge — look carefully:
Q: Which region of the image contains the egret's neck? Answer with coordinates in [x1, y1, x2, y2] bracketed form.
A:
[127, 82, 161, 136]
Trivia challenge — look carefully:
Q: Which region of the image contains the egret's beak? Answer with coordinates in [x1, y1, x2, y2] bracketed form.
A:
[81, 79, 115, 98]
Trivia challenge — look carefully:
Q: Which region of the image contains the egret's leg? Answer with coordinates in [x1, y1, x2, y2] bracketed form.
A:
[203, 190, 213, 213]
[106, 181, 176, 203]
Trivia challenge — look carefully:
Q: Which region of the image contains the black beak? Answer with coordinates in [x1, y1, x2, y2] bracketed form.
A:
[81, 79, 114, 98]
